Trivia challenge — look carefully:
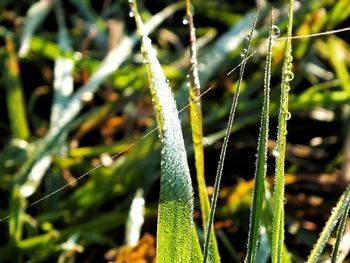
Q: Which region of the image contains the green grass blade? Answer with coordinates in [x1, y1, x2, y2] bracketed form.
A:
[131, 1, 194, 261]
[185, 0, 220, 261]
[176, 9, 259, 110]
[263, 184, 292, 263]
[271, 1, 294, 262]
[50, 0, 74, 125]
[192, 226, 204, 262]
[203, 10, 259, 263]
[307, 184, 350, 263]
[19, 0, 55, 57]
[330, 201, 350, 263]
[245, 11, 274, 263]
[4, 35, 30, 140]
[125, 189, 145, 246]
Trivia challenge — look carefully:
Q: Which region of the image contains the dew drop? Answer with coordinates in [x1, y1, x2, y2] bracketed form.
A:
[271, 25, 280, 39]
[80, 91, 93, 102]
[272, 147, 279, 157]
[286, 111, 292, 120]
[182, 15, 189, 25]
[129, 10, 134, 17]
[286, 61, 293, 70]
[240, 48, 247, 58]
[100, 153, 113, 167]
[198, 63, 205, 71]
[286, 71, 294, 82]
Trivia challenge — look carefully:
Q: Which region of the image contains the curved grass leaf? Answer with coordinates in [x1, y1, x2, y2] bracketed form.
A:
[271, 1, 294, 262]
[131, 1, 195, 261]
[203, 10, 259, 263]
[307, 184, 350, 263]
[245, 11, 274, 263]
[185, 0, 220, 261]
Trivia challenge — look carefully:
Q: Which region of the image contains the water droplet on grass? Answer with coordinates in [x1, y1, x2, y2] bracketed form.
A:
[271, 25, 280, 39]
[240, 48, 247, 58]
[286, 111, 291, 120]
[286, 71, 294, 81]
[272, 147, 279, 157]
[182, 15, 189, 25]
[80, 91, 93, 102]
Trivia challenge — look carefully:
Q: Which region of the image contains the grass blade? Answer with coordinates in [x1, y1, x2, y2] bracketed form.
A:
[263, 184, 293, 263]
[330, 201, 350, 263]
[176, 10, 259, 110]
[131, 1, 194, 261]
[307, 184, 350, 263]
[4, 35, 30, 140]
[185, 0, 220, 261]
[50, 0, 74, 125]
[19, 0, 55, 57]
[125, 189, 145, 246]
[271, 1, 294, 262]
[203, 10, 259, 263]
[245, 10, 274, 263]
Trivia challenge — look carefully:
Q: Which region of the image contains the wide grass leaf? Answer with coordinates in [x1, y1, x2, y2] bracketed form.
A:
[131, 1, 195, 261]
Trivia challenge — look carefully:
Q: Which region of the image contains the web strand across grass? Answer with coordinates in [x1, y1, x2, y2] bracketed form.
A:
[278, 27, 350, 40]
[0, 55, 254, 223]
[2, 26, 348, 223]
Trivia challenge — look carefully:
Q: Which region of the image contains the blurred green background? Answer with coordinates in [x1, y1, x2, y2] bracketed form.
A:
[0, 0, 350, 262]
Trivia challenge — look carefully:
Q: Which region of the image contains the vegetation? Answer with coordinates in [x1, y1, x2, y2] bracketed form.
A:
[0, 0, 350, 262]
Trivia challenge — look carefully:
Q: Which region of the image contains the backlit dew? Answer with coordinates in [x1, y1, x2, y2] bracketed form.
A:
[286, 111, 292, 120]
[100, 153, 113, 167]
[286, 71, 294, 81]
[80, 91, 93, 102]
[272, 147, 279, 157]
[240, 48, 248, 58]
[73, 51, 83, 60]
[271, 25, 280, 39]
[182, 15, 189, 25]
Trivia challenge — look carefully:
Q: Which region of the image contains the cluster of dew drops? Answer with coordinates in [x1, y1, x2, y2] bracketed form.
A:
[128, 0, 135, 17]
